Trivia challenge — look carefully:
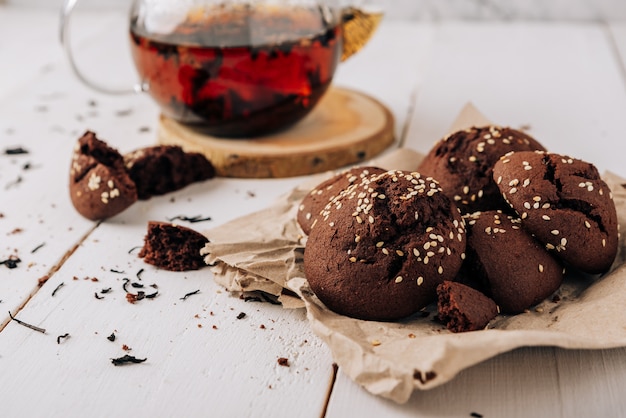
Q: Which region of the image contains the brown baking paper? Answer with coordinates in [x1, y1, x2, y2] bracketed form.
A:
[201, 104, 626, 403]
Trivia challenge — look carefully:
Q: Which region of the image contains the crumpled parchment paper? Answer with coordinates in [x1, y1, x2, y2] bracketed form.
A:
[201, 104, 626, 403]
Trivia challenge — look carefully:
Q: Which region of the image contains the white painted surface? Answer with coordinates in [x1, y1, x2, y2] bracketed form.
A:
[2, 4, 626, 417]
[7, 0, 626, 21]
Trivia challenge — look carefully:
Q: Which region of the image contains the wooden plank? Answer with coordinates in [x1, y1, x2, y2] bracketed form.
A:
[327, 347, 561, 417]
[327, 22, 626, 415]
[608, 22, 626, 77]
[0, 7, 147, 317]
[0, 12, 427, 417]
[0, 219, 333, 416]
[334, 21, 434, 144]
[557, 348, 626, 417]
[405, 22, 626, 178]
[0, 9, 129, 102]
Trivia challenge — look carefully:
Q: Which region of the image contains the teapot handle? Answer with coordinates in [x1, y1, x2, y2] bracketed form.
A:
[59, 0, 146, 95]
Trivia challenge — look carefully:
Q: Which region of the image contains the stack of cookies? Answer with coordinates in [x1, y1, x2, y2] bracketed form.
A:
[300, 126, 619, 332]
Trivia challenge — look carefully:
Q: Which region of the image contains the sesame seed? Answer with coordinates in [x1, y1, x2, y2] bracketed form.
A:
[509, 179, 519, 186]
[521, 212, 528, 219]
[424, 242, 431, 250]
[423, 257, 429, 265]
[522, 179, 531, 187]
[438, 266, 443, 274]
[349, 257, 357, 262]
[546, 243, 555, 250]
[602, 239, 606, 247]
[538, 264, 544, 273]
[382, 248, 389, 255]
[585, 221, 591, 228]
[395, 276, 403, 283]
[524, 202, 531, 209]
[396, 250, 404, 257]
[368, 215, 374, 224]
[413, 248, 420, 257]
[542, 215, 551, 221]
[509, 187, 517, 194]
[485, 227, 492, 234]
[356, 216, 363, 224]
[371, 340, 381, 347]
[551, 230, 560, 235]
[461, 252, 466, 260]
[417, 277, 424, 286]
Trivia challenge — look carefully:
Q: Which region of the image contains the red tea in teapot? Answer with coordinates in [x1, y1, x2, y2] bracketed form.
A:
[130, 5, 342, 137]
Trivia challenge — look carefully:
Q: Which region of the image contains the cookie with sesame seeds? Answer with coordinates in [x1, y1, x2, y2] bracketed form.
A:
[124, 145, 215, 200]
[417, 126, 546, 214]
[297, 166, 386, 235]
[462, 211, 563, 313]
[303, 170, 467, 321]
[69, 131, 137, 221]
[493, 151, 618, 274]
[436, 281, 498, 332]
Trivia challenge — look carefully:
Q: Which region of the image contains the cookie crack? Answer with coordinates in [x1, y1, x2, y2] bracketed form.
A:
[542, 154, 561, 192]
[556, 198, 607, 234]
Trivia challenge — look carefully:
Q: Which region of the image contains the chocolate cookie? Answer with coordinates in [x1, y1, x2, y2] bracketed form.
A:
[437, 281, 498, 333]
[297, 166, 386, 235]
[493, 151, 618, 274]
[303, 170, 467, 321]
[418, 126, 546, 214]
[69, 131, 137, 220]
[124, 145, 215, 200]
[463, 211, 563, 313]
[138, 221, 209, 271]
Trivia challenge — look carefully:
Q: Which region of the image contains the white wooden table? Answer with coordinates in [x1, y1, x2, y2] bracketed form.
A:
[1, 6, 626, 417]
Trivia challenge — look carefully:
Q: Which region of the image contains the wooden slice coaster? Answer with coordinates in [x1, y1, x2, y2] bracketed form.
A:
[156, 87, 395, 178]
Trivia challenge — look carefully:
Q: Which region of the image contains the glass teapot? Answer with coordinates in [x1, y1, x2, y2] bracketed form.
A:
[60, 0, 382, 137]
